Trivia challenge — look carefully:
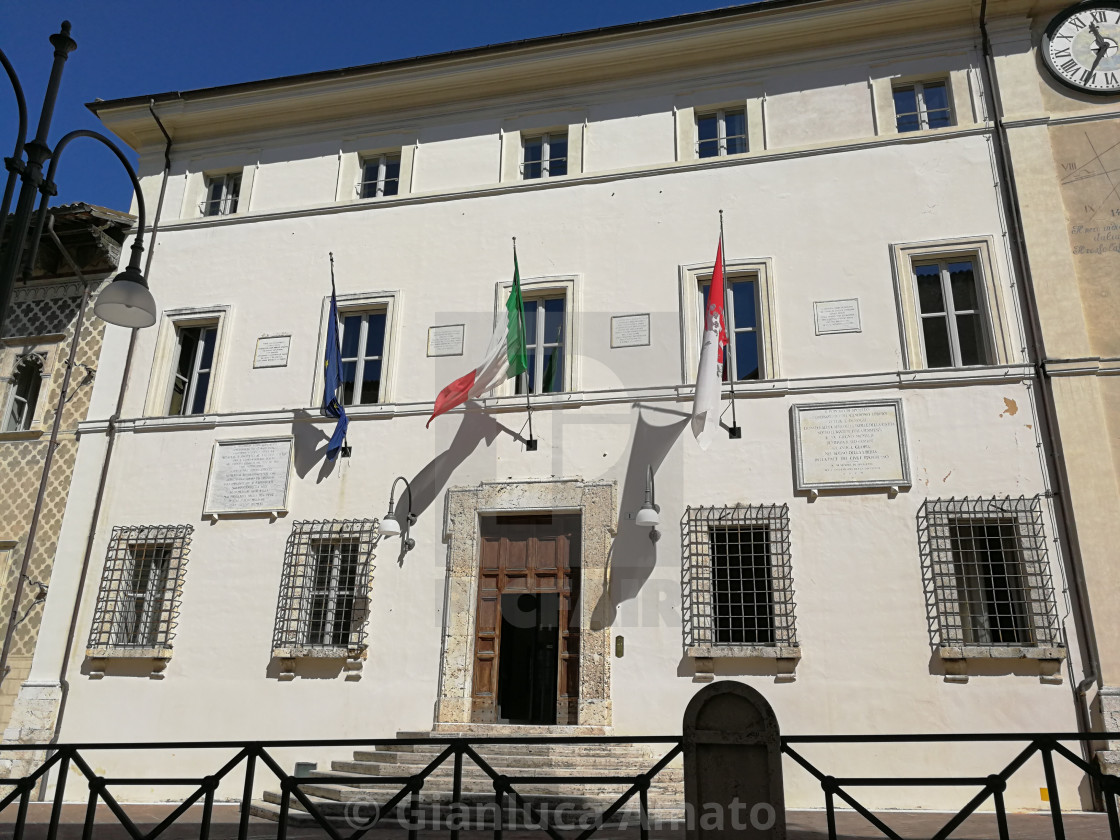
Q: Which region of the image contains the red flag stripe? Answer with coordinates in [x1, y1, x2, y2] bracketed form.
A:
[426, 369, 478, 428]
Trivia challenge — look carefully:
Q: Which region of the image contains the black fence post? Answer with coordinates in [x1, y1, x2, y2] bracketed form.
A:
[12, 782, 30, 840]
[80, 777, 98, 840]
[46, 747, 70, 840]
[824, 777, 838, 840]
[988, 775, 1010, 840]
[1041, 742, 1066, 840]
[238, 746, 256, 840]
[452, 743, 464, 840]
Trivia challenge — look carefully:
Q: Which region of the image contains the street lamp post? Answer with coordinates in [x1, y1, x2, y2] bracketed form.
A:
[0, 20, 157, 338]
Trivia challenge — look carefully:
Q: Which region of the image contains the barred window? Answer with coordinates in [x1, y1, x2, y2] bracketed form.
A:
[682, 505, 797, 653]
[273, 520, 378, 653]
[88, 525, 192, 651]
[920, 496, 1062, 649]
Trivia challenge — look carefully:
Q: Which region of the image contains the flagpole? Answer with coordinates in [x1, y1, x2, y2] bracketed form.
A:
[329, 251, 351, 458]
[720, 211, 741, 439]
[513, 237, 537, 451]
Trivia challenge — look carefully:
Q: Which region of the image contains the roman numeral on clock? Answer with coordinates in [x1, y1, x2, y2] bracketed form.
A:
[1061, 58, 1080, 73]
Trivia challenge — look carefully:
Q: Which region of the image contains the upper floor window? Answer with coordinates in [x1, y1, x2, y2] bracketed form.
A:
[358, 153, 400, 199]
[168, 324, 217, 416]
[914, 258, 991, 368]
[273, 519, 377, 654]
[696, 109, 747, 158]
[893, 81, 952, 132]
[699, 275, 760, 381]
[920, 497, 1062, 652]
[515, 294, 566, 395]
[682, 504, 798, 657]
[2, 353, 44, 432]
[338, 309, 387, 406]
[201, 172, 241, 217]
[88, 525, 192, 651]
[522, 133, 567, 180]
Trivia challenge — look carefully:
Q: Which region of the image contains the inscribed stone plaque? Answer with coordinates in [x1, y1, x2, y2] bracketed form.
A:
[203, 437, 293, 516]
[253, 335, 291, 368]
[611, 314, 651, 348]
[791, 400, 910, 491]
[427, 324, 465, 357]
[813, 298, 861, 335]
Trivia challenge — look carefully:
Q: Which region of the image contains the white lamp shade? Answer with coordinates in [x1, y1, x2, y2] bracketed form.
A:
[635, 505, 660, 528]
[94, 277, 157, 328]
[379, 516, 402, 537]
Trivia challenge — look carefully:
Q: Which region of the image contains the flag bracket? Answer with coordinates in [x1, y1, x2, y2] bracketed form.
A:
[340, 446, 352, 458]
[728, 424, 742, 439]
[525, 437, 538, 451]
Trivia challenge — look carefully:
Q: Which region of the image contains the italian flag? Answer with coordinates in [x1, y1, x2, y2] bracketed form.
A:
[691, 235, 728, 449]
[427, 257, 528, 427]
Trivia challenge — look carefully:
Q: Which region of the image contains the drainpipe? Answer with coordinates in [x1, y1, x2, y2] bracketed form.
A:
[0, 213, 93, 693]
[977, 0, 1102, 784]
[36, 101, 173, 797]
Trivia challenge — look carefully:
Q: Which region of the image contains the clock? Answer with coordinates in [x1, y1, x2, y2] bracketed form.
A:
[1042, 2, 1120, 95]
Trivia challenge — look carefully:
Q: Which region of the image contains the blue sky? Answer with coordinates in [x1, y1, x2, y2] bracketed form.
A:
[1, 1, 749, 213]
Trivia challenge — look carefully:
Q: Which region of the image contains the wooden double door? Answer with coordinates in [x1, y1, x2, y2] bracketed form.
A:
[471, 515, 580, 724]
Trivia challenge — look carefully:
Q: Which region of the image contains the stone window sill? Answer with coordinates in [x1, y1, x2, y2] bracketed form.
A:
[688, 644, 801, 660]
[86, 647, 172, 680]
[938, 645, 1066, 684]
[273, 646, 366, 681]
[0, 430, 44, 442]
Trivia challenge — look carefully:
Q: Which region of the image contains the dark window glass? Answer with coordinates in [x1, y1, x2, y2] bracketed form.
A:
[360, 359, 381, 404]
[340, 315, 362, 357]
[949, 262, 979, 310]
[340, 360, 357, 405]
[548, 136, 568, 176]
[922, 316, 953, 368]
[697, 113, 720, 158]
[955, 314, 986, 367]
[725, 110, 747, 155]
[894, 87, 920, 132]
[916, 265, 945, 313]
[923, 82, 952, 129]
[383, 157, 400, 196]
[523, 138, 543, 179]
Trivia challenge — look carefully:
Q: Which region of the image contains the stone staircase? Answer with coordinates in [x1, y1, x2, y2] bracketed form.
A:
[250, 725, 685, 830]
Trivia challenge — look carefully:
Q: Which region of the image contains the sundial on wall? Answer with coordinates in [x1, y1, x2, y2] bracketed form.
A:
[1054, 124, 1120, 255]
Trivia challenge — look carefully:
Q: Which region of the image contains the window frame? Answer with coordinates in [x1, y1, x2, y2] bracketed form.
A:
[272, 519, 378, 658]
[890, 238, 1014, 370]
[679, 257, 779, 385]
[495, 275, 578, 397]
[87, 524, 192, 658]
[912, 257, 993, 369]
[892, 80, 954, 132]
[514, 293, 567, 396]
[145, 306, 231, 418]
[165, 323, 218, 417]
[336, 307, 389, 407]
[2, 352, 45, 433]
[697, 275, 762, 382]
[311, 291, 399, 409]
[682, 504, 799, 660]
[695, 107, 749, 158]
[520, 131, 569, 180]
[919, 496, 1065, 663]
[200, 171, 242, 217]
[357, 152, 402, 199]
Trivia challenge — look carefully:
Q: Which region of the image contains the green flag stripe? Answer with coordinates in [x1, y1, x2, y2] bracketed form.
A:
[506, 254, 528, 378]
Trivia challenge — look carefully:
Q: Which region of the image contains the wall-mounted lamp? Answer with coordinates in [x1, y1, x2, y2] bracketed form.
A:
[380, 476, 417, 552]
[635, 465, 661, 541]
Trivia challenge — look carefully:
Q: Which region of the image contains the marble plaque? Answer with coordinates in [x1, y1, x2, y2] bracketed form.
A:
[791, 400, 910, 491]
[253, 335, 291, 368]
[813, 298, 861, 335]
[611, 314, 650, 348]
[203, 437, 293, 516]
[428, 324, 465, 357]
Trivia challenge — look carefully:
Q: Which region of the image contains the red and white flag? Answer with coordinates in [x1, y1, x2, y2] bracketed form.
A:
[691, 236, 728, 449]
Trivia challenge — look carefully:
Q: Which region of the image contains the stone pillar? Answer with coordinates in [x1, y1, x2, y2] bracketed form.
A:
[683, 681, 785, 839]
[1098, 686, 1120, 777]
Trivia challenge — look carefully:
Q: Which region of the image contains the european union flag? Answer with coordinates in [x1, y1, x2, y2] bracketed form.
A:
[322, 282, 349, 460]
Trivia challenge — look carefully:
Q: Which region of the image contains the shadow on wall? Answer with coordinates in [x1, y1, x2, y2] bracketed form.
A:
[291, 409, 338, 484]
[592, 404, 690, 630]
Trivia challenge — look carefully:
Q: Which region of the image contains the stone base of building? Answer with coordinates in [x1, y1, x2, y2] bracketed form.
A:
[1094, 685, 1120, 778]
[0, 680, 62, 779]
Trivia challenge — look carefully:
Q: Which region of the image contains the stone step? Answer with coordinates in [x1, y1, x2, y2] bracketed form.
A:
[429, 723, 613, 736]
[379, 740, 672, 758]
[292, 779, 683, 804]
[344, 752, 682, 773]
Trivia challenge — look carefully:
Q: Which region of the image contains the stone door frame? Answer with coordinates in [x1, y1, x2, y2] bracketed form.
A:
[437, 479, 615, 727]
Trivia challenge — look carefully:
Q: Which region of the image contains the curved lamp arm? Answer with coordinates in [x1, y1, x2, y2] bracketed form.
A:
[0, 46, 29, 246]
[383, 476, 417, 552]
[24, 128, 147, 280]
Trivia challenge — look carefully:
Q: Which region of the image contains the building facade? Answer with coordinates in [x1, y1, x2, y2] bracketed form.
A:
[0, 203, 133, 729]
[5, 0, 1118, 810]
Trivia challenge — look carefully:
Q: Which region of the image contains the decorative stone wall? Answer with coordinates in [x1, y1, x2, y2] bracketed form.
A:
[437, 479, 616, 727]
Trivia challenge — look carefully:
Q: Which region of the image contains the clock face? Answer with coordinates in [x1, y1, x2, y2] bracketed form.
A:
[1043, 3, 1120, 95]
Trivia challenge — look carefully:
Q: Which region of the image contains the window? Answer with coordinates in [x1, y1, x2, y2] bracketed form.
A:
[167, 324, 217, 416]
[2, 353, 44, 432]
[698, 276, 760, 381]
[515, 295, 565, 395]
[357, 153, 400, 199]
[696, 109, 747, 158]
[893, 81, 952, 132]
[88, 525, 192, 652]
[273, 520, 378, 653]
[522, 132, 568, 179]
[201, 172, 241, 216]
[338, 309, 387, 406]
[913, 258, 991, 368]
[682, 505, 798, 657]
[920, 497, 1062, 652]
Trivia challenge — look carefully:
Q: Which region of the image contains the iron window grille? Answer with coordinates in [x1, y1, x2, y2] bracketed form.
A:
[696, 108, 747, 158]
[521, 132, 568, 179]
[273, 520, 378, 653]
[919, 496, 1062, 649]
[682, 505, 797, 650]
[200, 172, 241, 216]
[88, 525, 192, 651]
[357, 153, 401, 198]
[2, 352, 44, 432]
[893, 81, 953, 132]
